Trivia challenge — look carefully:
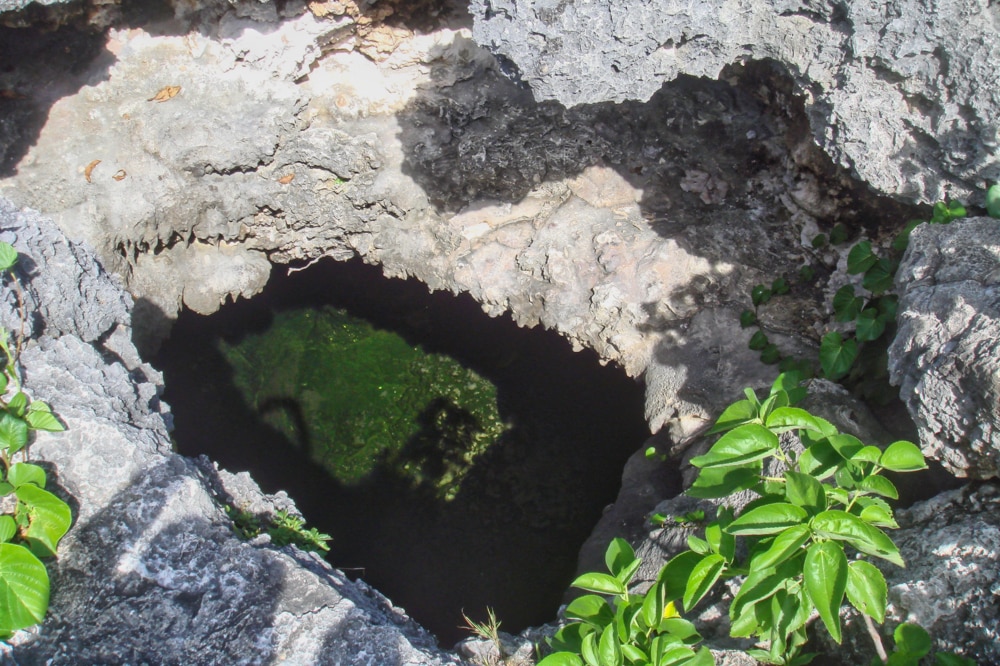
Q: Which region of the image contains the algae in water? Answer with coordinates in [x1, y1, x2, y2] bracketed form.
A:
[219, 306, 508, 500]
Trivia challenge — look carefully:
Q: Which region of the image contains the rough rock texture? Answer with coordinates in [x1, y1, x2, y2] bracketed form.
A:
[818, 483, 1000, 665]
[0, 0, 915, 444]
[889, 217, 1000, 479]
[0, 198, 465, 664]
[469, 0, 1000, 206]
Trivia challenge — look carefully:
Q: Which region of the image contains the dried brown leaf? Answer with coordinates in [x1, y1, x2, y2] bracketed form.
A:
[278, 173, 295, 184]
[147, 85, 181, 103]
[112, 169, 127, 181]
[84, 159, 101, 183]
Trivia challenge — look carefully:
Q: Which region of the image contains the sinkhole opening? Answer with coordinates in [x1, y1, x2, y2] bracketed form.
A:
[155, 257, 651, 646]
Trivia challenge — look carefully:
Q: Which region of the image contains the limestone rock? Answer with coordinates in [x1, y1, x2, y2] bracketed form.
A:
[469, 0, 1000, 205]
[889, 217, 1000, 479]
[0, 2, 886, 438]
[0, 199, 465, 664]
[820, 483, 1000, 664]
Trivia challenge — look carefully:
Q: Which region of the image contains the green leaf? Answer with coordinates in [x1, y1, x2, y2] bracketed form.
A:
[784, 471, 827, 513]
[829, 223, 849, 245]
[740, 309, 758, 328]
[25, 402, 64, 433]
[726, 503, 809, 536]
[798, 264, 816, 282]
[804, 540, 848, 643]
[690, 423, 778, 469]
[572, 572, 626, 597]
[580, 631, 600, 666]
[566, 595, 614, 628]
[550, 622, 591, 653]
[658, 617, 700, 644]
[605, 538, 636, 578]
[752, 285, 772, 307]
[0, 516, 15, 543]
[749, 330, 769, 351]
[0, 542, 49, 634]
[657, 551, 702, 602]
[598, 623, 623, 666]
[811, 233, 828, 249]
[705, 509, 736, 562]
[810, 510, 904, 566]
[858, 474, 899, 500]
[620, 644, 646, 662]
[772, 277, 790, 295]
[0, 412, 29, 455]
[847, 241, 878, 275]
[827, 434, 865, 460]
[848, 241, 879, 275]
[832, 285, 863, 322]
[894, 622, 932, 657]
[641, 581, 665, 629]
[680, 646, 714, 666]
[846, 560, 887, 623]
[752, 524, 811, 570]
[765, 407, 823, 434]
[682, 554, 726, 612]
[6, 393, 26, 419]
[15, 485, 72, 558]
[687, 465, 761, 499]
[0, 243, 17, 273]
[687, 535, 710, 554]
[876, 295, 899, 320]
[855, 309, 886, 342]
[537, 653, 585, 666]
[862, 258, 895, 294]
[987, 184, 1000, 219]
[799, 439, 843, 481]
[760, 344, 781, 365]
[7, 463, 46, 489]
[770, 371, 805, 401]
[852, 446, 883, 464]
[730, 557, 801, 628]
[859, 503, 899, 529]
[820, 332, 858, 381]
[708, 399, 757, 434]
[879, 441, 927, 472]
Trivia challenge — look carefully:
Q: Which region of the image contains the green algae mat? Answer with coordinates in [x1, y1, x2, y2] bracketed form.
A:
[219, 306, 508, 501]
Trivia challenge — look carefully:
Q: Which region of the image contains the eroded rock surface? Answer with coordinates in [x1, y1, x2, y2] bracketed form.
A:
[469, 0, 1000, 206]
[0, 0, 914, 444]
[0, 198, 464, 664]
[889, 217, 1000, 479]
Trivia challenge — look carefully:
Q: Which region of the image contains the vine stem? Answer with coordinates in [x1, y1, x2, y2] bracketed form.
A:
[863, 614, 889, 664]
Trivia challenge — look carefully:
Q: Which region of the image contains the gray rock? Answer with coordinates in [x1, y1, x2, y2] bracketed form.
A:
[820, 483, 1000, 665]
[469, 0, 1000, 205]
[1, 200, 466, 664]
[889, 217, 1000, 479]
[0, 4, 879, 432]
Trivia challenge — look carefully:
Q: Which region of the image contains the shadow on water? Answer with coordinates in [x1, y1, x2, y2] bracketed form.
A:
[156, 257, 650, 646]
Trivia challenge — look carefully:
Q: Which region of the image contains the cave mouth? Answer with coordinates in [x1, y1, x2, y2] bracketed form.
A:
[155, 257, 651, 646]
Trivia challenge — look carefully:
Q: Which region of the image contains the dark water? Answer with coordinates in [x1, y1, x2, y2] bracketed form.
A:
[156, 257, 650, 646]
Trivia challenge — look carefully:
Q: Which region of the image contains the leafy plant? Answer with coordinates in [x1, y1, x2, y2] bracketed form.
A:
[0, 242, 70, 638]
[226, 505, 331, 554]
[537, 537, 713, 666]
[744, 187, 1000, 390]
[660, 373, 931, 665]
[874, 623, 975, 666]
[462, 607, 510, 666]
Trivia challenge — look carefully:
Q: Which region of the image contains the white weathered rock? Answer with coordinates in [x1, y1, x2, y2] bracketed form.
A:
[889, 217, 1000, 479]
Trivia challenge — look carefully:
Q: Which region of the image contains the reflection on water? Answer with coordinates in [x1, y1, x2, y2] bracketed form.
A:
[220, 305, 508, 500]
[157, 258, 650, 646]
